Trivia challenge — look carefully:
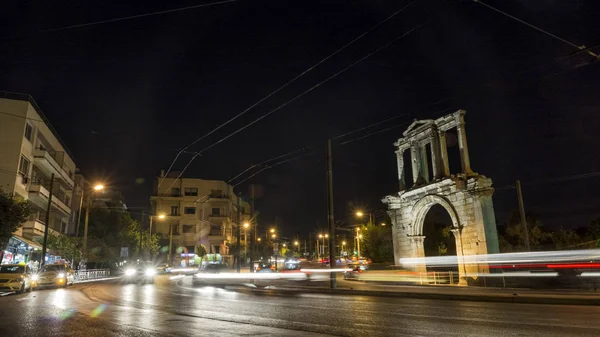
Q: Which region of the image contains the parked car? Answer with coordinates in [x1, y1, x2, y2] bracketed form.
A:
[35, 263, 75, 288]
[0, 264, 35, 293]
[255, 261, 275, 273]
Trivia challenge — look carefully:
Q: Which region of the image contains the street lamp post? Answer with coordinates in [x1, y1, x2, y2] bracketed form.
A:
[356, 228, 362, 260]
[294, 241, 299, 256]
[243, 222, 249, 264]
[83, 183, 104, 261]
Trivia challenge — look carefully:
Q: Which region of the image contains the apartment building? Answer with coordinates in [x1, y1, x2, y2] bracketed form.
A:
[0, 92, 77, 264]
[150, 171, 251, 265]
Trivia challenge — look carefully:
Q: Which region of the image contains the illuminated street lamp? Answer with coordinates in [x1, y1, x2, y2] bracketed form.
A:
[355, 210, 373, 226]
[381, 222, 386, 226]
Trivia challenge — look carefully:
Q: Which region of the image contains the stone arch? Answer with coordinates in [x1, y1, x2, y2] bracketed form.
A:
[411, 194, 461, 237]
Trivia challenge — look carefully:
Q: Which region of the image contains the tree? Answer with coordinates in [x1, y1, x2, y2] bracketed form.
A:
[46, 234, 79, 260]
[359, 222, 394, 263]
[589, 218, 600, 248]
[552, 227, 581, 250]
[498, 211, 552, 252]
[0, 189, 32, 249]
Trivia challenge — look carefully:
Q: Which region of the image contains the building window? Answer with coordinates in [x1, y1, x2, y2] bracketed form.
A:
[184, 187, 198, 196]
[184, 207, 196, 215]
[171, 188, 180, 196]
[19, 155, 30, 177]
[24, 123, 33, 142]
[170, 206, 179, 216]
[210, 189, 223, 198]
[171, 224, 180, 235]
[211, 208, 220, 216]
[213, 246, 220, 254]
[65, 195, 70, 206]
[182, 225, 195, 233]
[185, 245, 195, 254]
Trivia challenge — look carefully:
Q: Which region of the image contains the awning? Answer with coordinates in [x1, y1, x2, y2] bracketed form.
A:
[12, 235, 42, 249]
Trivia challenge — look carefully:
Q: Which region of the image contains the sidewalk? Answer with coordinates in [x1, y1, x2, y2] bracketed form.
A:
[267, 275, 600, 306]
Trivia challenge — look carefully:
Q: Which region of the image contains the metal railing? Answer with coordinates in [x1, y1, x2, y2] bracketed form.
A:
[75, 268, 111, 281]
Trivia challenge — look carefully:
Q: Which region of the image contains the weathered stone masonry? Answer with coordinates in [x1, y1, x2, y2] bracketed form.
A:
[382, 110, 500, 284]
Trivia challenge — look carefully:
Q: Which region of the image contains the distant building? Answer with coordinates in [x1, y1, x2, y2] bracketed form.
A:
[0, 92, 78, 264]
[150, 171, 250, 266]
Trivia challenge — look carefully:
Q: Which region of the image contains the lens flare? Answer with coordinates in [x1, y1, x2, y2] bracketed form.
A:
[90, 303, 107, 318]
[58, 309, 75, 320]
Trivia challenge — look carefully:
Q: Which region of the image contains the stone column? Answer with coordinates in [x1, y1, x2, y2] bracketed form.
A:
[420, 144, 429, 183]
[455, 111, 472, 174]
[429, 129, 442, 179]
[438, 130, 450, 177]
[450, 228, 468, 286]
[395, 148, 406, 191]
[409, 235, 427, 275]
[410, 143, 419, 185]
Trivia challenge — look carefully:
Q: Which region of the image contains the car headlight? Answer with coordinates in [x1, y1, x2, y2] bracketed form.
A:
[125, 269, 136, 276]
[145, 268, 156, 276]
[31, 274, 39, 281]
[57, 273, 65, 279]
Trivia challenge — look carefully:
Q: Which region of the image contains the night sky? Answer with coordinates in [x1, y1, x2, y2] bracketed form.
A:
[1, 0, 599, 237]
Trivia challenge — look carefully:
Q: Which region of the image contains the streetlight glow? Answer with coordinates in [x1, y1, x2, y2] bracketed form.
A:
[318, 234, 323, 238]
[355, 211, 363, 217]
[257, 238, 262, 242]
[270, 228, 275, 233]
[93, 184, 104, 191]
[342, 241, 346, 245]
[158, 214, 166, 219]
[381, 222, 386, 226]
[283, 243, 286, 247]
[271, 234, 276, 238]
[243, 222, 249, 228]
[294, 241, 299, 246]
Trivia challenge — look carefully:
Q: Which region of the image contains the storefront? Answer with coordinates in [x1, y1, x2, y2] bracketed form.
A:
[1, 235, 42, 265]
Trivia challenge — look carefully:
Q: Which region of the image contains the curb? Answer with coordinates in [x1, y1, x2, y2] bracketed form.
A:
[263, 286, 600, 306]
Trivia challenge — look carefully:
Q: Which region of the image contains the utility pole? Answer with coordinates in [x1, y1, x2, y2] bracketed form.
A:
[41, 173, 55, 266]
[138, 212, 145, 259]
[516, 180, 530, 251]
[168, 222, 173, 265]
[326, 139, 336, 289]
[236, 193, 241, 273]
[249, 185, 255, 272]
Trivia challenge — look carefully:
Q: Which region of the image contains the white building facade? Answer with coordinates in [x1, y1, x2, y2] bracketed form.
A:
[151, 173, 250, 265]
[0, 92, 78, 264]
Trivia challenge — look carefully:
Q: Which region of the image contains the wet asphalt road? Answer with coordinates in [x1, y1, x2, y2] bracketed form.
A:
[2, 276, 600, 336]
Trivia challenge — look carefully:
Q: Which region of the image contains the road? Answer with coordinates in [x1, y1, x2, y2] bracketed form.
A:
[1, 276, 600, 336]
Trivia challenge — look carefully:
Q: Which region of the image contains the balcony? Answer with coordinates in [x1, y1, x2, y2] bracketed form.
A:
[32, 149, 74, 189]
[28, 183, 71, 216]
[22, 219, 58, 239]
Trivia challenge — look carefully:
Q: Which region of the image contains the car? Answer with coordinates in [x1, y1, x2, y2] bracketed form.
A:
[255, 261, 275, 273]
[0, 264, 35, 293]
[198, 263, 228, 274]
[155, 264, 172, 275]
[123, 262, 156, 283]
[35, 263, 75, 288]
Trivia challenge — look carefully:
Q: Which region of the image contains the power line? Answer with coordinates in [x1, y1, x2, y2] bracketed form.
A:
[164, 22, 426, 192]
[226, 147, 309, 184]
[158, 1, 420, 190]
[333, 114, 407, 140]
[2, 0, 238, 40]
[473, 0, 600, 60]
[340, 121, 410, 145]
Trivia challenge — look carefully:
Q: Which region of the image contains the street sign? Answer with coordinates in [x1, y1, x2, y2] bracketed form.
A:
[120, 247, 129, 257]
[273, 243, 279, 254]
